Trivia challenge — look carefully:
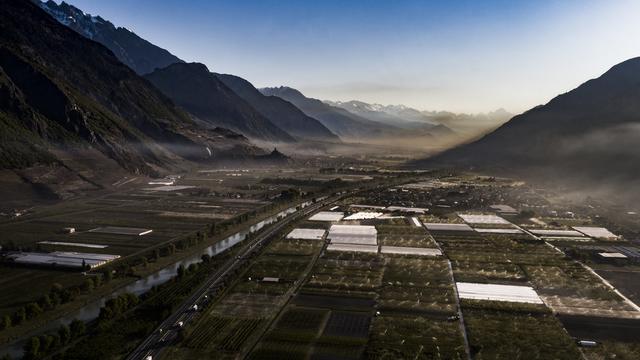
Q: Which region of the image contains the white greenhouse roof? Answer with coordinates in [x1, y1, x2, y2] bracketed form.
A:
[530, 229, 584, 237]
[458, 214, 511, 225]
[286, 228, 326, 240]
[424, 223, 474, 232]
[327, 244, 379, 253]
[456, 282, 543, 304]
[380, 246, 441, 256]
[309, 211, 344, 222]
[343, 212, 383, 220]
[573, 226, 618, 239]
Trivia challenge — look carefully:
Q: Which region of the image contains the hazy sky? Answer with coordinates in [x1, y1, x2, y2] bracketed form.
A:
[67, 0, 640, 113]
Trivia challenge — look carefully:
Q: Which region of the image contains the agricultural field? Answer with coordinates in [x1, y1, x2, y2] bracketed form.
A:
[462, 303, 581, 360]
[164, 224, 328, 359]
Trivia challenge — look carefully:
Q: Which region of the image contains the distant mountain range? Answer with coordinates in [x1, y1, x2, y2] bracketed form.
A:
[325, 100, 440, 130]
[0, 0, 259, 178]
[261, 87, 411, 139]
[417, 57, 640, 184]
[36, 1, 341, 143]
[145, 63, 295, 143]
[215, 74, 340, 142]
[37, 0, 183, 75]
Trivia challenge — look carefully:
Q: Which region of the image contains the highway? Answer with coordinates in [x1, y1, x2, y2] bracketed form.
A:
[126, 195, 341, 360]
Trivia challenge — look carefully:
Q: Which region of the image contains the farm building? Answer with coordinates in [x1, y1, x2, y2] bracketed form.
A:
[308, 211, 344, 222]
[88, 226, 153, 236]
[385, 206, 429, 214]
[8, 251, 120, 269]
[424, 223, 474, 232]
[286, 228, 326, 240]
[474, 228, 523, 234]
[490, 204, 518, 215]
[328, 225, 377, 246]
[530, 229, 584, 237]
[380, 246, 441, 256]
[456, 282, 543, 304]
[343, 212, 383, 220]
[573, 226, 619, 240]
[326, 244, 379, 253]
[458, 214, 511, 225]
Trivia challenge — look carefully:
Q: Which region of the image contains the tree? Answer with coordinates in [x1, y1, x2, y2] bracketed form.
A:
[14, 307, 26, 324]
[25, 302, 43, 319]
[69, 319, 85, 338]
[103, 269, 113, 283]
[23, 336, 40, 360]
[177, 264, 186, 278]
[39, 294, 53, 310]
[40, 334, 54, 353]
[1, 315, 11, 330]
[58, 324, 71, 344]
[92, 275, 102, 288]
[82, 279, 94, 292]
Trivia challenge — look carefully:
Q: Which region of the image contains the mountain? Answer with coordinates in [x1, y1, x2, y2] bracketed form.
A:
[0, 0, 259, 179]
[260, 87, 400, 139]
[215, 74, 340, 142]
[145, 63, 295, 143]
[416, 57, 640, 184]
[420, 109, 512, 136]
[326, 100, 440, 130]
[36, 0, 183, 75]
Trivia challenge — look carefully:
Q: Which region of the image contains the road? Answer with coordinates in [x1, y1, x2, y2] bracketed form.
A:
[126, 195, 340, 360]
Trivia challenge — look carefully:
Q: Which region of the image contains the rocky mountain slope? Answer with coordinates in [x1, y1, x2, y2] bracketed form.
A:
[36, 0, 183, 75]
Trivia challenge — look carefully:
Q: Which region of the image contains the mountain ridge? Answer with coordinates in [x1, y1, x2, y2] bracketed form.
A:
[145, 63, 296, 143]
[415, 57, 640, 183]
[216, 74, 340, 142]
[36, 0, 184, 75]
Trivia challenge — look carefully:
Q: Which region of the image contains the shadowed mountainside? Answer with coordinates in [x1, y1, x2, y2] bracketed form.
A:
[216, 73, 340, 142]
[145, 63, 296, 143]
[415, 57, 640, 185]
